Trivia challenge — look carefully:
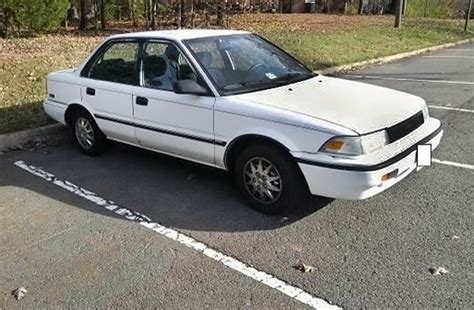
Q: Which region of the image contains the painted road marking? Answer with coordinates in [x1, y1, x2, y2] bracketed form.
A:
[347, 75, 474, 86]
[432, 159, 474, 170]
[13, 160, 339, 310]
[428, 105, 474, 114]
[423, 56, 474, 59]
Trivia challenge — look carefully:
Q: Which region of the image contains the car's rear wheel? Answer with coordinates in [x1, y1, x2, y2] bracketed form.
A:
[234, 144, 308, 214]
[72, 110, 107, 156]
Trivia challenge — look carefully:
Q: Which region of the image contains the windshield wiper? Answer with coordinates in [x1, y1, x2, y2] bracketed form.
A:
[222, 72, 315, 91]
[222, 79, 284, 90]
[274, 72, 314, 82]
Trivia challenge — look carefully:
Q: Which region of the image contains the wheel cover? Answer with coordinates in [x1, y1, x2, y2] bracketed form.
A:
[243, 157, 282, 204]
[75, 117, 95, 150]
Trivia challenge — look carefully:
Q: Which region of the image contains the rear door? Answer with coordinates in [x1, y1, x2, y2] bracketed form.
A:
[80, 40, 139, 143]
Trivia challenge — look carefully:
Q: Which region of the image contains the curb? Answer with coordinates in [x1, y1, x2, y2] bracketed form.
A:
[318, 37, 474, 75]
[0, 124, 66, 152]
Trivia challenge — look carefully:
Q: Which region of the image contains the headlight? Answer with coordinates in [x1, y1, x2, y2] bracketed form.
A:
[320, 130, 389, 156]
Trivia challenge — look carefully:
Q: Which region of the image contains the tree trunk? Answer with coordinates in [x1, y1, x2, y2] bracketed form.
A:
[394, 0, 402, 28]
[358, 0, 363, 14]
[100, 0, 106, 30]
[79, 0, 96, 30]
[144, 0, 149, 29]
[130, 0, 136, 26]
[0, 7, 8, 38]
[151, 0, 156, 29]
[466, 0, 473, 32]
[180, 0, 186, 28]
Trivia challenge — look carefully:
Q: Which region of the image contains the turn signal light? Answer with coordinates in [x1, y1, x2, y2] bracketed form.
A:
[324, 140, 344, 151]
[381, 169, 399, 182]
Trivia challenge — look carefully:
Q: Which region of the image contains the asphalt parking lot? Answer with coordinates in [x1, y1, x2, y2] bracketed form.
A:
[1, 43, 473, 309]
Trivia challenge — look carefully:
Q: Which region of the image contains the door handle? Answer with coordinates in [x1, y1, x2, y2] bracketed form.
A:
[86, 87, 95, 96]
[136, 96, 148, 106]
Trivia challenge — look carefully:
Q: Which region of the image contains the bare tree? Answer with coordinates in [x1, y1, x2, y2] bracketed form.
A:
[358, 0, 364, 14]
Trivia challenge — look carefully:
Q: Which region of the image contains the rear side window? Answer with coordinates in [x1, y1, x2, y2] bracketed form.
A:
[86, 41, 139, 85]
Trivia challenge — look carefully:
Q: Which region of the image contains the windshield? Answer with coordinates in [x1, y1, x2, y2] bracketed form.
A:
[184, 34, 315, 95]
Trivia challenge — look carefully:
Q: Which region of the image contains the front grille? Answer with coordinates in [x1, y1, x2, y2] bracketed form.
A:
[387, 111, 424, 143]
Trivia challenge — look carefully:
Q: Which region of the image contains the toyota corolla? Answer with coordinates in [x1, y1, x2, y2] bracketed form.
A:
[43, 29, 443, 214]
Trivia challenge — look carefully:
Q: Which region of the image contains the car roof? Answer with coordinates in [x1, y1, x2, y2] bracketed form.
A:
[109, 29, 250, 41]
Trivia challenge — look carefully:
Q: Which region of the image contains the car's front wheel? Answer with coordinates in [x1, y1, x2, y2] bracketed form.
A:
[234, 144, 308, 214]
[72, 110, 107, 156]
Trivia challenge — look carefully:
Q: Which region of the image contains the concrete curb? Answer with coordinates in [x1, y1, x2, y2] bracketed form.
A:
[318, 37, 474, 75]
[0, 124, 66, 152]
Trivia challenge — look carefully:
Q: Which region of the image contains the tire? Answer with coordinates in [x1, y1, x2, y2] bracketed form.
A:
[234, 144, 308, 214]
[71, 110, 107, 156]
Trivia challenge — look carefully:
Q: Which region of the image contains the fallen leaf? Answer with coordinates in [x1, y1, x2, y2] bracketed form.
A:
[429, 267, 449, 276]
[293, 263, 316, 273]
[12, 287, 27, 300]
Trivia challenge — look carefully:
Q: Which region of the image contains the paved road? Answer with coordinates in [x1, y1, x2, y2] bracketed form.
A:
[1, 43, 473, 309]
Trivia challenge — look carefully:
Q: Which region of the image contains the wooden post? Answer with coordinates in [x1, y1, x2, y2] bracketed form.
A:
[465, 0, 473, 32]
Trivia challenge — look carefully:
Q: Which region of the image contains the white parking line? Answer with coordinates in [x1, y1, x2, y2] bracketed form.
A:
[347, 75, 474, 86]
[13, 160, 339, 310]
[432, 159, 474, 170]
[428, 105, 474, 114]
[423, 56, 474, 59]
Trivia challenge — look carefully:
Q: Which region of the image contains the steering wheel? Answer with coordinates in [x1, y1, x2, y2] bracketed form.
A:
[245, 63, 266, 80]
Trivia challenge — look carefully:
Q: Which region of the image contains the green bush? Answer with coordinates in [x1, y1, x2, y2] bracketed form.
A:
[406, 0, 459, 19]
[5, 0, 69, 31]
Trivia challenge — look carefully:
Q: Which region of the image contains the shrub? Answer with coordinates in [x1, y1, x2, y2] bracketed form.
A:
[4, 0, 70, 32]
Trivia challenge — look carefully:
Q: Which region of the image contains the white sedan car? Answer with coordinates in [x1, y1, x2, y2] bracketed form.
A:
[44, 29, 443, 214]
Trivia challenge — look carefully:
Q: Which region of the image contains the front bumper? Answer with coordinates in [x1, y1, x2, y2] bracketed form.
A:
[295, 118, 443, 200]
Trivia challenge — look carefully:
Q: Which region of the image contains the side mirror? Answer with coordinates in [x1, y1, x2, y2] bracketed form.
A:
[174, 80, 209, 96]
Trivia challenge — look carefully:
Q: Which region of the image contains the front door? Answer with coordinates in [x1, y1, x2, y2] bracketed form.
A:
[133, 40, 216, 165]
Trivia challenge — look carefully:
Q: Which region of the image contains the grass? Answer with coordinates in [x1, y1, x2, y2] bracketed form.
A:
[0, 16, 472, 134]
[236, 16, 472, 69]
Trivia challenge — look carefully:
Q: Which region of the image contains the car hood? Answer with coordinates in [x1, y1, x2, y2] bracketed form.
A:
[233, 76, 425, 134]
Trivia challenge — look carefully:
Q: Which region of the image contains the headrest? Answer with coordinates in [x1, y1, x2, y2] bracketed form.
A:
[196, 51, 213, 67]
[144, 55, 167, 77]
[165, 44, 180, 61]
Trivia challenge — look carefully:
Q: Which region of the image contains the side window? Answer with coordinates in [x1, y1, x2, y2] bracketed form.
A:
[142, 42, 199, 91]
[88, 42, 139, 85]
